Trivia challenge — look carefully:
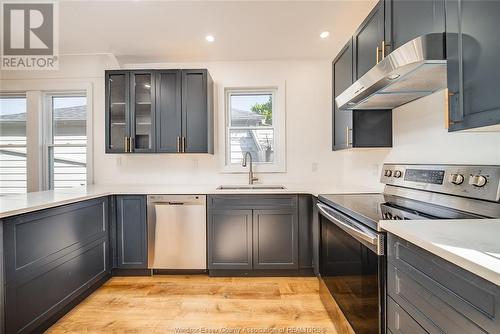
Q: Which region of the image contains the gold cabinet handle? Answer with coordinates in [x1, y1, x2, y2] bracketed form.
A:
[376, 46, 380, 64]
[381, 40, 390, 60]
[129, 137, 134, 152]
[124, 137, 128, 152]
[182, 136, 186, 153]
[346, 126, 353, 147]
[177, 136, 181, 153]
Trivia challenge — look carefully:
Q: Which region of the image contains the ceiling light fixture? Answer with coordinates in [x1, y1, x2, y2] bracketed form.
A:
[320, 31, 330, 39]
[205, 35, 215, 43]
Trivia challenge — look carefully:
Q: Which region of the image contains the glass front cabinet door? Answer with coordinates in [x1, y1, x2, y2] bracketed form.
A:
[105, 71, 156, 153]
[106, 71, 130, 153]
[130, 71, 156, 152]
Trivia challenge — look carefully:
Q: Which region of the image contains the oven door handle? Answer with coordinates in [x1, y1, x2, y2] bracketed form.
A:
[317, 202, 381, 249]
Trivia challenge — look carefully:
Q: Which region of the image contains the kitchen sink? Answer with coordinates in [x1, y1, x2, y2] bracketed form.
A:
[216, 185, 286, 190]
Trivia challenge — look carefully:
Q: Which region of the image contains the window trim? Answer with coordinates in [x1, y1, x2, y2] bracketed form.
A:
[42, 91, 90, 190]
[221, 85, 286, 173]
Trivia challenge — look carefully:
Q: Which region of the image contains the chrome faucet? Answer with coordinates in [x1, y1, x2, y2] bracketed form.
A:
[242, 152, 259, 185]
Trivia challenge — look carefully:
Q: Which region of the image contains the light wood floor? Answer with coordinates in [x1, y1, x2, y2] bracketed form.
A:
[47, 275, 337, 333]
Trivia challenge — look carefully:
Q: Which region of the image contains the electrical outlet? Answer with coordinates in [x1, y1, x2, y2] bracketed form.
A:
[372, 164, 379, 176]
[193, 158, 199, 169]
[116, 156, 122, 166]
[312, 162, 318, 172]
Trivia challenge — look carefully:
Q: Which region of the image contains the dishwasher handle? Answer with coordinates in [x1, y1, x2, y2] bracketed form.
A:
[154, 201, 186, 205]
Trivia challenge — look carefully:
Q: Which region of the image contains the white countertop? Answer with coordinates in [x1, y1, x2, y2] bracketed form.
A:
[380, 219, 500, 286]
[0, 183, 380, 219]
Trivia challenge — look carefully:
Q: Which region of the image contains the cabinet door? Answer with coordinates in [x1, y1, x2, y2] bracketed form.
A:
[105, 71, 130, 153]
[208, 210, 253, 270]
[447, 0, 500, 131]
[253, 209, 298, 270]
[116, 196, 147, 268]
[182, 69, 213, 153]
[156, 70, 182, 153]
[385, 0, 445, 51]
[353, 0, 385, 79]
[130, 71, 156, 152]
[332, 39, 354, 151]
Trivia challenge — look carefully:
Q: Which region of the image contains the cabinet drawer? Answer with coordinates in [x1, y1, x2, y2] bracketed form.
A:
[387, 297, 428, 334]
[5, 239, 107, 334]
[388, 234, 500, 333]
[208, 195, 298, 210]
[3, 198, 108, 283]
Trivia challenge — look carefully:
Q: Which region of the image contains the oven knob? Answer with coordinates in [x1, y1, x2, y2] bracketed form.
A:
[469, 175, 487, 187]
[384, 212, 392, 219]
[449, 173, 464, 185]
[393, 170, 403, 178]
[394, 216, 402, 220]
[384, 170, 393, 177]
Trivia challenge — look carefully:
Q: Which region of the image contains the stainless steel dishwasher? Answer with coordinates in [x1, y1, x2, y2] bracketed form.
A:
[147, 195, 206, 270]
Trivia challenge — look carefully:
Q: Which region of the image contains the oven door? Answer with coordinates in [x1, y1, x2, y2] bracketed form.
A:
[317, 202, 386, 334]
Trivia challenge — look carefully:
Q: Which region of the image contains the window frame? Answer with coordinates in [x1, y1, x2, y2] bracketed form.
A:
[222, 86, 286, 173]
[42, 91, 91, 190]
[0, 93, 28, 195]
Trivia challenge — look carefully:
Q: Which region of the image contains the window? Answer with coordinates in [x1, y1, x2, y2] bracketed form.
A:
[225, 88, 285, 172]
[0, 95, 27, 195]
[45, 94, 87, 190]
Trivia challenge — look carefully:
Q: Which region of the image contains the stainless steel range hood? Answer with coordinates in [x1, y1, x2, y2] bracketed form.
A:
[336, 33, 447, 110]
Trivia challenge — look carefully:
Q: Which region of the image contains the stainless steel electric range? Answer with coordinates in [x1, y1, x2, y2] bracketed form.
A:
[317, 164, 500, 334]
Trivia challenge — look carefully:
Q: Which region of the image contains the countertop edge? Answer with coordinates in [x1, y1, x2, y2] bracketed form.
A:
[0, 192, 114, 219]
[0, 185, 382, 219]
[380, 220, 500, 287]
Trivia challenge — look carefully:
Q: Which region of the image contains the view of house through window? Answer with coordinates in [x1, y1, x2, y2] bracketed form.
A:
[0, 96, 28, 195]
[48, 95, 87, 190]
[227, 91, 275, 165]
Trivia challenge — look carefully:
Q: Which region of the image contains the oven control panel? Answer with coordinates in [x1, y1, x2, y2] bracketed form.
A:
[380, 164, 500, 202]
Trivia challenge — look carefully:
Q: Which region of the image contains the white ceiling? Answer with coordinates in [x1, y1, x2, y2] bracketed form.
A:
[59, 0, 377, 63]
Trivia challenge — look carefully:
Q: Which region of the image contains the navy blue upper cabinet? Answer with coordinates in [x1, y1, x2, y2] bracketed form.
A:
[446, 0, 500, 131]
[385, 0, 445, 51]
[105, 69, 214, 153]
[105, 70, 156, 153]
[332, 39, 392, 151]
[353, 0, 385, 79]
[332, 39, 354, 150]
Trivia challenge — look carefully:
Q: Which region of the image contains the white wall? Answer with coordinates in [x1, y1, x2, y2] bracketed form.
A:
[99, 60, 389, 190]
[2, 54, 499, 192]
[388, 91, 500, 164]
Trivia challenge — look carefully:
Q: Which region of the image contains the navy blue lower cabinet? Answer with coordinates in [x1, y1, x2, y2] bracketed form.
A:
[387, 233, 500, 334]
[1, 223, 5, 334]
[115, 195, 148, 269]
[207, 195, 302, 274]
[2, 197, 110, 334]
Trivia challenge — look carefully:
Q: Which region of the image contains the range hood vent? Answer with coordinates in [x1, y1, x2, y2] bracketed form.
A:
[336, 33, 446, 110]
